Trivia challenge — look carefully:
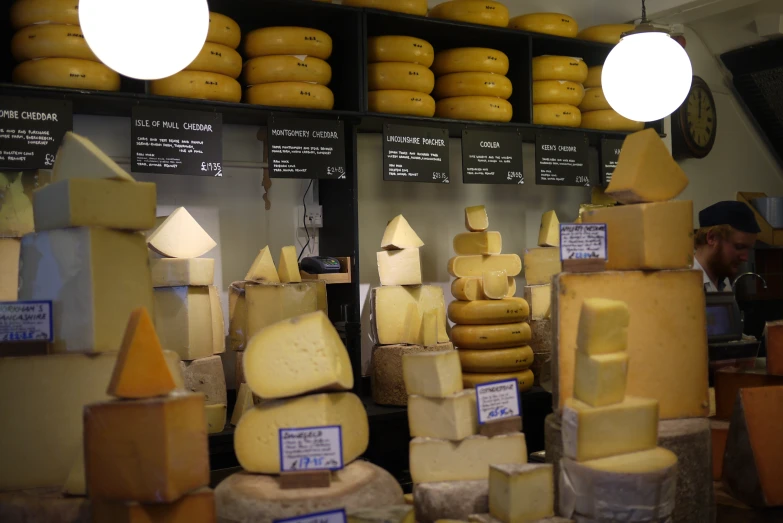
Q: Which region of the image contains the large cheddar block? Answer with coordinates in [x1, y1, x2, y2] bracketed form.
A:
[371, 343, 455, 406]
[449, 254, 522, 278]
[448, 298, 529, 325]
[576, 298, 629, 355]
[553, 270, 709, 419]
[524, 285, 551, 320]
[377, 248, 422, 286]
[371, 286, 449, 345]
[573, 351, 628, 407]
[1, 170, 51, 237]
[150, 258, 215, 287]
[583, 200, 694, 270]
[452, 322, 531, 349]
[408, 389, 478, 440]
[458, 346, 533, 373]
[234, 392, 369, 473]
[91, 488, 216, 523]
[489, 464, 554, 523]
[453, 232, 502, 256]
[19, 227, 154, 353]
[179, 355, 227, 405]
[414, 480, 489, 523]
[403, 350, 462, 398]
[0, 238, 20, 301]
[32, 178, 156, 232]
[523, 248, 560, 285]
[154, 286, 213, 361]
[84, 392, 210, 503]
[382, 214, 424, 250]
[147, 207, 216, 259]
[714, 367, 783, 420]
[605, 128, 688, 204]
[53, 131, 135, 182]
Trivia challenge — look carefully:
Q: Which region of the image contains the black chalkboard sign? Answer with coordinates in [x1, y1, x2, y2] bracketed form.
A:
[383, 124, 450, 183]
[131, 106, 223, 176]
[461, 130, 524, 185]
[600, 138, 624, 187]
[535, 131, 590, 187]
[0, 96, 72, 170]
[268, 117, 346, 180]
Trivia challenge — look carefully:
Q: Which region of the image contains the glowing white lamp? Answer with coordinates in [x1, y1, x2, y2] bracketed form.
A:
[79, 0, 209, 80]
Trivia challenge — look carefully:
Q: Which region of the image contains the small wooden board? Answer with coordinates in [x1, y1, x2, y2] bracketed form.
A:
[480, 415, 522, 437]
[278, 470, 331, 490]
[300, 257, 352, 284]
[562, 258, 606, 274]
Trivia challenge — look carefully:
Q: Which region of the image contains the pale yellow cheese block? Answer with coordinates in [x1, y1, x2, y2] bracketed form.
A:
[277, 245, 302, 283]
[448, 298, 529, 325]
[403, 350, 463, 398]
[538, 210, 559, 247]
[151, 257, 215, 287]
[481, 271, 508, 300]
[524, 284, 551, 320]
[52, 131, 135, 182]
[147, 207, 217, 259]
[371, 342, 454, 407]
[408, 389, 478, 440]
[382, 214, 424, 250]
[453, 232, 502, 256]
[371, 286, 449, 345]
[154, 286, 213, 361]
[576, 298, 629, 355]
[489, 464, 554, 523]
[573, 351, 628, 407]
[377, 248, 422, 286]
[465, 205, 488, 231]
[206, 404, 227, 434]
[0, 238, 20, 301]
[246, 245, 280, 283]
[523, 248, 560, 286]
[448, 254, 522, 278]
[209, 285, 226, 354]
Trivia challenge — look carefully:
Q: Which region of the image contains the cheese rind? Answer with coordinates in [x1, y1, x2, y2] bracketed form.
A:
[414, 480, 489, 523]
[209, 285, 225, 354]
[452, 322, 531, 349]
[449, 254, 522, 278]
[154, 286, 213, 361]
[382, 214, 425, 250]
[245, 246, 280, 283]
[147, 207, 216, 259]
[465, 205, 489, 232]
[372, 286, 449, 345]
[573, 351, 628, 407]
[91, 487, 216, 523]
[523, 248, 560, 285]
[378, 248, 423, 286]
[348, 505, 414, 523]
[179, 355, 227, 405]
[408, 389, 478, 440]
[463, 369, 534, 391]
[278, 245, 302, 283]
[206, 403, 227, 434]
[538, 210, 560, 247]
[448, 298, 529, 325]
[453, 232, 502, 256]
[458, 346, 533, 373]
[482, 271, 508, 300]
[371, 343, 455, 406]
[489, 464, 554, 523]
[151, 257, 215, 287]
[524, 285, 551, 320]
[52, 131, 135, 182]
[403, 350, 463, 398]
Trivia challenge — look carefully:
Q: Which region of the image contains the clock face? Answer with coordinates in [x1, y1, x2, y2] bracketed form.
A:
[685, 84, 716, 149]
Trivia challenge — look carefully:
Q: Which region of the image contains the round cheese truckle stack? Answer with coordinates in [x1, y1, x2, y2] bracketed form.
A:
[342, 0, 428, 16]
[243, 26, 335, 110]
[10, 0, 120, 90]
[577, 63, 644, 132]
[532, 56, 588, 128]
[432, 48, 513, 122]
[367, 35, 436, 117]
[429, 0, 510, 28]
[508, 12, 578, 38]
[577, 24, 635, 45]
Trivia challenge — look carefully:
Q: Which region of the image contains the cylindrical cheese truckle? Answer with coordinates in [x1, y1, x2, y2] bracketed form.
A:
[584, 65, 603, 88]
[463, 368, 534, 391]
[436, 96, 513, 122]
[532, 55, 588, 83]
[432, 48, 509, 76]
[581, 110, 644, 132]
[458, 346, 534, 373]
[433, 72, 512, 100]
[533, 104, 581, 128]
[578, 24, 635, 44]
[10, 0, 79, 29]
[532, 80, 585, 106]
[13, 58, 120, 91]
[429, 0, 510, 28]
[245, 26, 333, 60]
[244, 56, 332, 86]
[246, 82, 335, 110]
[368, 36, 434, 67]
[451, 322, 531, 349]
[448, 298, 529, 325]
[342, 0, 428, 16]
[579, 87, 611, 112]
[185, 42, 243, 79]
[508, 13, 578, 38]
[368, 90, 436, 117]
[208, 12, 241, 49]
[11, 24, 98, 62]
[150, 71, 242, 103]
[368, 62, 435, 94]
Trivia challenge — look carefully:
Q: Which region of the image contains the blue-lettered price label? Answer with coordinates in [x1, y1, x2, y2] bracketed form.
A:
[275, 509, 346, 523]
[279, 426, 343, 472]
[475, 379, 521, 425]
[0, 301, 53, 342]
[559, 223, 607, 262]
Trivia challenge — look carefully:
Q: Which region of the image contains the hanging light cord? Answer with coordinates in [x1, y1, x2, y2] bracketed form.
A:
[641, 0, 647, 23]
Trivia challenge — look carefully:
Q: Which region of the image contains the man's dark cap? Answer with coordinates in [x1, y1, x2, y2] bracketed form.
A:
[699, 201, 761, 233]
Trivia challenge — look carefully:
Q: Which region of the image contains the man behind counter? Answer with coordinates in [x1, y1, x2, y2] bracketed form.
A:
[694, 201, 760, 293]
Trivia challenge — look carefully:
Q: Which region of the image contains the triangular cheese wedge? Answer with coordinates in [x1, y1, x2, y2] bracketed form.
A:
[230, 383, 255, 425]
[53, 131, 135, 182]
[465, 205, 488, 232]
[278, 245, 302, 283]
[245, 246, 280, 282]
[538, 210, 560, 247]
[62, 446, 86, 496]
[107, 307, 177, 398]
[381, 215, 424, 250]
[147, 207, 217, 258]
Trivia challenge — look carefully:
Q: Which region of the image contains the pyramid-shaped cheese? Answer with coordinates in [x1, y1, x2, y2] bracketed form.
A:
[107, 307, 176, 398]
[381, 215, 424, 250]
[277, 245, 302, 283]
[53, 131, 135, 182]
[147, 207, 216, 258]
[245, 246, 280, 282]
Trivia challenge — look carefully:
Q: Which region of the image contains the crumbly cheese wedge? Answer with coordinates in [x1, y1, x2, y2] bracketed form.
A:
[452, 323, 531, 350]
[538, 210, 560, 247]
[448, 298, 529, 325]
[408, 389, 478, 440]
[382, 214, 424, 250]
[489, 464, 554, 523]
[574, 351, 628, 407]
[524, 284, 551, 320]
[465, 205, 488, 231]
[458, 346, 533, 373]
[245, 245, 280, 282]
[230, 383, 255, 426]
[277, 245, 302, 283]
[147, 207, 217, 258]
[482, 271, 508, 300]
[453, 232, 502, 256]
[179, 355, 226, 405]
[403, 350, 463, 398]
[372, 286, 449, 345]
[206, 403, 227, 434]
[371, 342, 455, 407]
[415, 480, 489, 523]
[208, 286, 225, 354]
[154, 286, 213, 361]
[151, 257, 215, 287]
[523, 248, 560, 285]
[378, 248, 422, 286]
[577, 298, 630, 355]
[52, 131, 135, 182]
[449, 254, 522, 278]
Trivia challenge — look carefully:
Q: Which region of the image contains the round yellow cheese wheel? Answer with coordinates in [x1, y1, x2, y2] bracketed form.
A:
[436, 96, 513, 122]
[246, 82, 335, 110]
[579, 87, 611, 112]
[452, 322, 531, 349]
[508, 13, 578, 38]
[533, 104, 581, 127]
[244, 55, 332, 86]
[433, 72, 512, 100]
[463, 368, 534, 391]
[532, 55, 588, 83]
[578, 24, 635, 44]
[150, 71, 242, 103]
[368, 62, 435, 94]
[532, 80, 584, 105]
[448, 297, 529, 325]
[10, 0, 79, 29]
[432, 47, 509, 76]
[11, 24, 97, 62]
[581, 110, 644, 132]
[208, 12, 241, 49]
[342, 0, 428, 16]
[186, 42, 243, 79]
[368, 36, 434, 67]
[245, 27, 333, 60]
[429, 0, 510, 28]
[584, 65, 603, 88]
[13, 58, 120, 91]
[368, 90, 436, 117]
[459, 346, 534, 373]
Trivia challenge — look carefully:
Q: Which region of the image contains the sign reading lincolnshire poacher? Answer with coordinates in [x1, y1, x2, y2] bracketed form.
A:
[0, 96, 72, 170]
[269, 117, 346, 180]
[535, 131, 590, 187]
[383, 124, 450, 183]
[131, 106, 223, 176]
[461, 130, 524, 185]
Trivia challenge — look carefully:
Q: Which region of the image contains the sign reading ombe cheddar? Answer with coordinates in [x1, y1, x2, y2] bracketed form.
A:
[461, 130, 524, 185]
[269, 117, 346, 180]
[383, 124, 450, 183]
[600, 138, 623, 186]
[0, 96, 72, 170]
[535, 131, 590, 187]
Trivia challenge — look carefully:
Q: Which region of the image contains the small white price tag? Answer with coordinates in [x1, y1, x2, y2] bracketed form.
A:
[559, 223, 608, 262]
[475, 379, 521, 425]
[279, 426, 343, 472]
[0, 301, 53, 342]
[275, 509, 347, 523]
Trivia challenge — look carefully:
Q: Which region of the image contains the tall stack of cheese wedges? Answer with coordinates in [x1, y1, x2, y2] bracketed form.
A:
[371, 215, 452, 406]
[449, 205, 533, 390]
[147, 207, 227, 435]
[546, 128, 714, 523]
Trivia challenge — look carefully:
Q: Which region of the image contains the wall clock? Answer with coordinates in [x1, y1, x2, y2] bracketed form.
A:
[672, 76, 717, 159]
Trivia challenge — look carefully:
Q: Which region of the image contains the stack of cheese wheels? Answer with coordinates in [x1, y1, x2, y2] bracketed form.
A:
[9, 0, 120, 91]
[342, 0, 428, 16]
[243, 26, 334, 110]
[432, 47, 513, 122]
[508, 12, 578, 38]
[448, 205, 533, 390]
[151, 12, 242, 103]
[368, 36, 436, 117]
[532, 55, 588, 128]
[579, 64, 644, 132]
[578, 24, 635, 44]
[429, 0, 510, 28]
